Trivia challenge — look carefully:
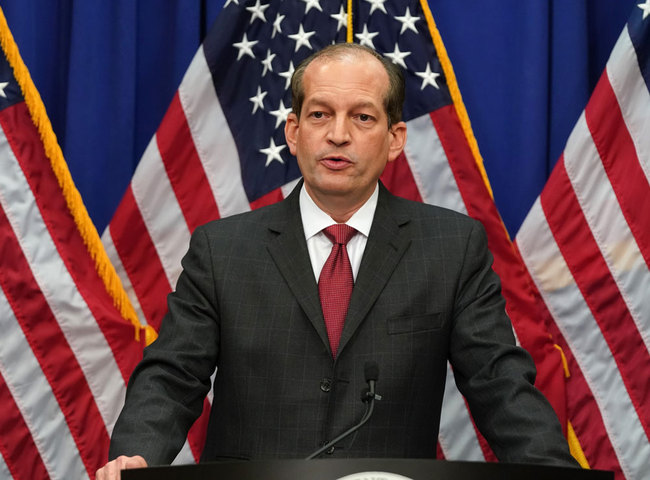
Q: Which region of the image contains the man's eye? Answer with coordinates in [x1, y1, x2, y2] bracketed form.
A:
[312, 111, 324, 119]
[358, 114, 370, 122]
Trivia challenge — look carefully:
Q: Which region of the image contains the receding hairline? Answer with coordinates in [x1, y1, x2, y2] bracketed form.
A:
[291, 43, 405, 126]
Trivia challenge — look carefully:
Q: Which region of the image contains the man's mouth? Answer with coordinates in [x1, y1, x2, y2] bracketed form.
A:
[320, 156, 351, 170]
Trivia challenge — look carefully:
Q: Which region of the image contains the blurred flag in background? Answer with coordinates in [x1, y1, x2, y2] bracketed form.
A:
[0, 6, 149, 479]
[515, 5, 650, 479]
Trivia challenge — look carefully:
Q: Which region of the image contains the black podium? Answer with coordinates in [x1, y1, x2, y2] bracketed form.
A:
[122, 458, 613, 480]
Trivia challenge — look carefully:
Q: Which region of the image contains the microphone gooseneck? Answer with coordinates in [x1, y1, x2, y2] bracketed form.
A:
[305, 361, 381, 460]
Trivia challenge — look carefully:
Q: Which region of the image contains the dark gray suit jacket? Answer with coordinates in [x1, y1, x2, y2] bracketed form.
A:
[109, 182, 576, 467]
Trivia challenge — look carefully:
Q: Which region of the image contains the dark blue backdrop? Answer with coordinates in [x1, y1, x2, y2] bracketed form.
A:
[1, 0, 637, 236]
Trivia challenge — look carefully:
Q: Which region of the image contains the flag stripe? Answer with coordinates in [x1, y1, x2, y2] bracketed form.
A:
[380, 152, 423, 203]
[180, 47, 251, 217]
[438, 363, 485, 461]
[157, 92, 221, 231]
[132, 140, 189, 289]
[539, 313, 622, 476]
[109, 187, 172, 330]
[0, 103, 129, 438]
[518, 196, 650, 478]
[608, 26, 650, 185]
[563, 113, 650, 354]
[542, 159, 650, 441]
[0, 280, 89, 479]
[1, 105, 142, 388]
[100, 230, 147, 326]
[585, 75, 650, 269]
[0, 369, 50, 479]
[404, 112, 464, 212]
[0, 206, 105, 478]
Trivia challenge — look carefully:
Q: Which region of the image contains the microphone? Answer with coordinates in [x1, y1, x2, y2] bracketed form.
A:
[305, 361, 381, 459]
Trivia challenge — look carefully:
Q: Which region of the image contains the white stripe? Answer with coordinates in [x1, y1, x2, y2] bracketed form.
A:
[607, 25, 650, 184]
[438, 362, 485, 461]
[101, 228, 147, 326]
[564, 112, 650, 352]
[172, 441, 197, 465]
[0, 452, 12, 480]
[0, 134, 126, 432]
[281, 177, 301, 198]
[0, 287, 88, 480]
[404, 113, 466, 214]
[516, 198, 650, 480]
[131, 136, 189, 289]
[180, 46, 251, 218]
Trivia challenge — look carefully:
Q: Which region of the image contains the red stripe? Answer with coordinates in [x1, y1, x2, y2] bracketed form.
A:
[109, 187, 172, 331]
[157, 93, 220, 232]
[380, 151, 422, 202]
[0, 103, 143, 385]
[186, 398, 211, 461]
[585, 73, 650, 268]
[430, 106, 569, 425]
[250, 186, 284, 210]
[0, 206, 108, 478]
[541, 158, 650, 441]
[0, 370, 50, 479]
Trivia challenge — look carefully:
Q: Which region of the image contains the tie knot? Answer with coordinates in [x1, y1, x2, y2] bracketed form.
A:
[323, 224, 357, 246]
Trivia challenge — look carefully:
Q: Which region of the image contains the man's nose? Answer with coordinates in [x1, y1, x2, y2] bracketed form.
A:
[326, 117, 351, 146]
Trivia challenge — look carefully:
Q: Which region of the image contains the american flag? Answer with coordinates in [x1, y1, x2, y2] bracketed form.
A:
[102, 0, 568, 468]
[515, 5, 650, 480]
[0, 6, 147, 479]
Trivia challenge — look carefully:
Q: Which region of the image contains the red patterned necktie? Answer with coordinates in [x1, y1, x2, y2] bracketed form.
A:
[319, 224, 357, 358]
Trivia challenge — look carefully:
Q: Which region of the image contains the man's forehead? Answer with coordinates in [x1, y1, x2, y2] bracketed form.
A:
[302, 52, 389, 95]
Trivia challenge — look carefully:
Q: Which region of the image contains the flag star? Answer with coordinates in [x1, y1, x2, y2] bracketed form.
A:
[0, 82, 8, 98]
[279, 61, 295, 89]
[261, 49, 276, 76]
[331, 5, 348, 31]
[301, 0, 323, 13]
[384, 44, 411, 69]
[395, 7, 420, 35]
[272, 13, 286, 38]
[260, 138, 286, 166]
[355, 24, 379, 49]
[249, 86, 267, 114]
[415, 63, 441, 90]
[288, 24, 316, 52]
[269, 100, 292, 129]
[233, 33, 258, 60]
[639, 0, 650, 19]
[246, 0, 270, 23]
[224, 0, 239, 7]
[365, 0, 387, 15]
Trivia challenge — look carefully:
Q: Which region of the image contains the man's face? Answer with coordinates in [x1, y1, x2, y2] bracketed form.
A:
[285, 53, 406, 212]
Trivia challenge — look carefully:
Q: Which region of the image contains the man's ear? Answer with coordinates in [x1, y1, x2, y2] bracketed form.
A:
[387, 121, 407, 162]
[284, 112, 299, 156]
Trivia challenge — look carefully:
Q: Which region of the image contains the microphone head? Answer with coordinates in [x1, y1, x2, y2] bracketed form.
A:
[364, 361, 379, 382]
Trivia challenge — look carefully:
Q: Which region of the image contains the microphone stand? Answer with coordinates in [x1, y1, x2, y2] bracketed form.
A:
[305, 364, 381, 460]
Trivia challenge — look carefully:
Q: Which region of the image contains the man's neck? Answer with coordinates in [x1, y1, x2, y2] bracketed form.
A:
[303, 185, 377, 224]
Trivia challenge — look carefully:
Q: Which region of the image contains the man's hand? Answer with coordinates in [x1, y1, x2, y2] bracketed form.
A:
[95, 455, 147, 480]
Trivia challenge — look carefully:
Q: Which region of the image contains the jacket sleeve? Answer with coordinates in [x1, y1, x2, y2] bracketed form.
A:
[109, 225, 219, 465]
[448, 220, 578, 467]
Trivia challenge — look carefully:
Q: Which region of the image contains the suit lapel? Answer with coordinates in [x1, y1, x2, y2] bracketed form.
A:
[265, 183, 331, 351]
[338, 185, 411, 356]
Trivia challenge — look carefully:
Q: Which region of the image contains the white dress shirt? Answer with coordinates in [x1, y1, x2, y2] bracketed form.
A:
[299, 183, 378, 282]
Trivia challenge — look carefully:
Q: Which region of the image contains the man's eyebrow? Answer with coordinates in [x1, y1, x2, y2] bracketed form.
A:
[304, 97, 381, 111]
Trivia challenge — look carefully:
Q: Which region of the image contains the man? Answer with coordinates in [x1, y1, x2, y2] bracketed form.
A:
[97, 43, 577, 478]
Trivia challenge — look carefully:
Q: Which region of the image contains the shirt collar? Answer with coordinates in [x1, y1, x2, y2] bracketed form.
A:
[300, 183, 378, 240]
